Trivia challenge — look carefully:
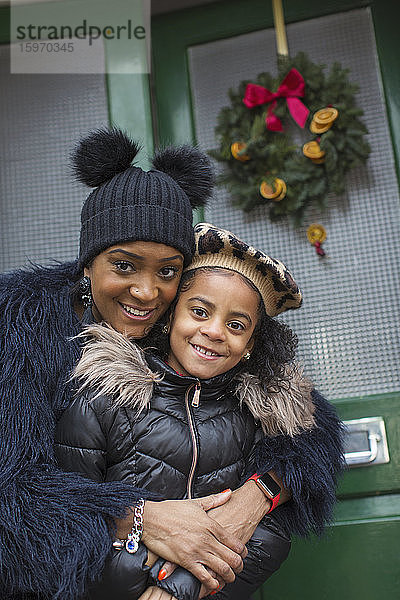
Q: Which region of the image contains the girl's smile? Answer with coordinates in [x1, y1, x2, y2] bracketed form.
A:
[190, 342, 224, 359]
[168, 270, 260, 379]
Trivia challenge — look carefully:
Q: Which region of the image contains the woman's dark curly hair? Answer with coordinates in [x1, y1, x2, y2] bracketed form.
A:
[143, 267, 298, 389]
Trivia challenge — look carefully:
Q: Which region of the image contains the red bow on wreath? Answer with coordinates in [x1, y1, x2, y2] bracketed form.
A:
[243, 68, 309, 132]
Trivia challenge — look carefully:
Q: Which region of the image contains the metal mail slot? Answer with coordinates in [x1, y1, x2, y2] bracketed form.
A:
[343, 417, 389, 467]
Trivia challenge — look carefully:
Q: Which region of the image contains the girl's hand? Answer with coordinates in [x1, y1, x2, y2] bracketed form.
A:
[137, 586, 178, 600]
[141, 490, 245, 590]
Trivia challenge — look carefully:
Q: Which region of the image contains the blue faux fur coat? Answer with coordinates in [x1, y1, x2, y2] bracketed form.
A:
[0, 262, 344, 600]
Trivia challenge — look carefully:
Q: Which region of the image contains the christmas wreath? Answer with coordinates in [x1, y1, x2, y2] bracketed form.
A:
[209, 52, 370, 226]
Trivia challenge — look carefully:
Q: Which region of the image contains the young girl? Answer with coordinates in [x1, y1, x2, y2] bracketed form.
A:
[55, 223, 343, 600]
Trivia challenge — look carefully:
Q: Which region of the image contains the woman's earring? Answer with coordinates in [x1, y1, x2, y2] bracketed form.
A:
[242, 351, 251, 361]
[79, 275, 93, 309]
[162, 323, 170, 335]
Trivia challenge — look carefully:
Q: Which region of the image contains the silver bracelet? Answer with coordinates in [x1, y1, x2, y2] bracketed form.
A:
[112, 498, 145, 554]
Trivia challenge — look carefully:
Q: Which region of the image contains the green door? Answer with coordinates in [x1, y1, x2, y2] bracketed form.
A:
[152, 1, 400, 598]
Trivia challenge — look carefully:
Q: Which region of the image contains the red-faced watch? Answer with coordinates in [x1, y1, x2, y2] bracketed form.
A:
[247, 473, 281, 513]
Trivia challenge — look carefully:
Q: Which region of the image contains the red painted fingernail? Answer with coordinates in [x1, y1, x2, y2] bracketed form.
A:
[221, 489, 230, 493]
[158, 569, 167, 581]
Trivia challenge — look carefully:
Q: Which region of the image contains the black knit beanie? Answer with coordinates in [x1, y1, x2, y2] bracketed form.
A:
[72, 128, 215, 269]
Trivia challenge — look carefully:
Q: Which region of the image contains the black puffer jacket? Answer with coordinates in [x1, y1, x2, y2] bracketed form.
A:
[56, 355, 259, 497]
[55, 325, 292, 600]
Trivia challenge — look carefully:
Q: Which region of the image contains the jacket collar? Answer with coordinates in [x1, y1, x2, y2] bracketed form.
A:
[74, 323, 315, 436]
[145, 353, 241, 402]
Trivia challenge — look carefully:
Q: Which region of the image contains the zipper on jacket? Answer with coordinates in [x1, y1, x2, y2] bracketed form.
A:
[192, 382, 201, 407]
[185, 381, 201, 498]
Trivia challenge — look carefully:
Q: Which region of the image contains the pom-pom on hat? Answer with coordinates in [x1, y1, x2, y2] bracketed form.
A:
[72, 127, 215, 269]
[187, 223, 302, 316]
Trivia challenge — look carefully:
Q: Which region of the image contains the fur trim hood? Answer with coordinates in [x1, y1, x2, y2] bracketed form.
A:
[75, 324, 315, 437]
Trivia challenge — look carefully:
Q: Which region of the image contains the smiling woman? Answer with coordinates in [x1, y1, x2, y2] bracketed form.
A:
[85, 241, 184, 338]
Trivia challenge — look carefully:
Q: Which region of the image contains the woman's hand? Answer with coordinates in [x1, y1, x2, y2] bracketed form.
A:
[198, 568, 225, 599]
[157, 481, 270, 582]
[154, 474, 289, 586]
[206, 481, 270, 544]
[207, 472, 290, 544]
[137, 586, 178, 600]
[145, 549, 159, 568]
[141, 490, 246, 590]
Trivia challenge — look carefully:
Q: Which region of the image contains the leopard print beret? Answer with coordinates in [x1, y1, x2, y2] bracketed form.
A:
[186, 223, 302, 317]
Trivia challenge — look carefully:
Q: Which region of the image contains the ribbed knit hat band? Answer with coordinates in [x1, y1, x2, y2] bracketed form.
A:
[187, 223, 302, 317]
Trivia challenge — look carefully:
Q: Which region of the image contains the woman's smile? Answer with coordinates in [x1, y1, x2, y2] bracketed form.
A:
[119, 302, 157, 319]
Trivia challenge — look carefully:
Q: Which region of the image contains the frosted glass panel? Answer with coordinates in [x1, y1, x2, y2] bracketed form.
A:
[188, 8, 400, 399]
[0, 45, 108, 271]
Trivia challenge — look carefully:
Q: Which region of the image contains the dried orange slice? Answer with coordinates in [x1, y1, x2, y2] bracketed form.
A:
[303, 141, 325, 159]
[260, 178, 286, 200]
[314, 107, 338, 126]
[231, 142, 250, 161]
[274, 178, 286, 201]
[260, 181, 278, 198]
[310, 120, 332, 134]
[307, 223, 327, 244]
